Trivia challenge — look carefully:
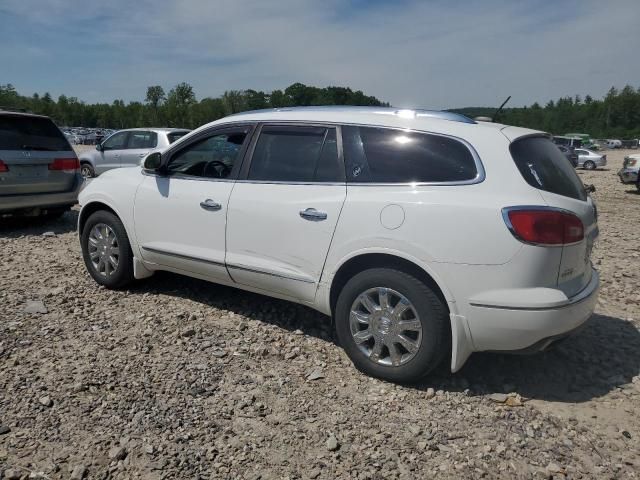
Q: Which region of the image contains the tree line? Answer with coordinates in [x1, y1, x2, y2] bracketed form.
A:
[451, 85, 640, 139]
[1, 82, 639, 138]
[0, 82, 388, 130]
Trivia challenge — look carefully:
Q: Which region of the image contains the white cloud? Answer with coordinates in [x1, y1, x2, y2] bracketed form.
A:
[1, 0, 639, 108]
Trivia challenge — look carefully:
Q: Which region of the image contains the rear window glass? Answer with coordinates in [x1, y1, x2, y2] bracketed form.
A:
[342, 126, 478, 183]
[510, 136, 587, 201]
[168, 131, 189, 144]
[0, 115, 70, 151]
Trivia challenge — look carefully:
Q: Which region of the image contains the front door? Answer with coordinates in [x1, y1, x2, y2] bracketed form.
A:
[226, 124, 346, 303]
[97, 131, 129, 174]
[133, 125, 254, 281]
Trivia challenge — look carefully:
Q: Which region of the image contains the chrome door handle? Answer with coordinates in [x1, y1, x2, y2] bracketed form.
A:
[299, 208, 327, 221]
[200, 199, 222, 211]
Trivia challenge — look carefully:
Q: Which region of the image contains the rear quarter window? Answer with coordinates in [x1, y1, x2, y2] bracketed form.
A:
[0, 115, 70, 151]
[510, 136, 587, 201]
[342, 126, 478, 183]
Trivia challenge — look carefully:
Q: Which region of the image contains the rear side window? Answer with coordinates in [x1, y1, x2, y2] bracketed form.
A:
[511, 136, 587, 201]
[128, 131, 157, 149]
[248, 126, 343, 182]
[167, 131, 189, 144]
[342, 126, 478, 183]
[0, 115, 70, 151]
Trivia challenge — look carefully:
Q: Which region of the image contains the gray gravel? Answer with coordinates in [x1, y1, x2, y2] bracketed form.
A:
[1, 149, 639, 479]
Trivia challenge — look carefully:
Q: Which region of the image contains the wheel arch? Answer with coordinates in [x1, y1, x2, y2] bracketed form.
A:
[328, 252, 453, 318]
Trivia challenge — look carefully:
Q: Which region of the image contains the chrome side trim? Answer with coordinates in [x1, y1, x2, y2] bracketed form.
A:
[227, 263, 316, 284]
[141, 246, 226, 267]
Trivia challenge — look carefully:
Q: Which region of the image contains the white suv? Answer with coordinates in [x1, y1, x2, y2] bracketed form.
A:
[77, 107, 599, 382]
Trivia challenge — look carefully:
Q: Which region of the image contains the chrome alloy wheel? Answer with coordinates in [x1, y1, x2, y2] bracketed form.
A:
[349, 287, 422, 367]
[88, 223, 120, 277]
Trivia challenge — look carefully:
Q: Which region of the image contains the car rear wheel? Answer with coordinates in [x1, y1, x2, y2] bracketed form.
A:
[583, 160, 596, 170]
[81, 163, 95, 179]
[335, 268, 449, 383]
[81, 210, 134, 289]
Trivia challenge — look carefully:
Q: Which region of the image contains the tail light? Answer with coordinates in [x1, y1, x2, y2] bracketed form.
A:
[49, 157, 80, 172]
[503, 207, 584, 246]
[0, 160, 8, 173]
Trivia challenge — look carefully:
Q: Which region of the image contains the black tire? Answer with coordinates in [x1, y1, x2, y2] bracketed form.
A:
[583, 160, 596, 170]
[335, 268, 449, 383]
[80, 163, 95, 179]
[81, 210, 134, 289]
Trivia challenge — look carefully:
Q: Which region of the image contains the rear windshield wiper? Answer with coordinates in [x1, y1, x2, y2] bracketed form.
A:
[21, 145, 59, 151]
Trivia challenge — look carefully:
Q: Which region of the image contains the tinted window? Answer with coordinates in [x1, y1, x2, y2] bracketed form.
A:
[0, 115, 70, 151]
[342, 126, 477, 183]
[128, 131, 157, 149]
[167, 131, 189, 144]
[510, 136, 587, 201]
[248, 126, 342, 182]
[167, 129, 248, 179]
[102, 132, 128, 150]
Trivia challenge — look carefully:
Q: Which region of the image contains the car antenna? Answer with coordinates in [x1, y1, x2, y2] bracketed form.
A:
[492, 95, 511, 122]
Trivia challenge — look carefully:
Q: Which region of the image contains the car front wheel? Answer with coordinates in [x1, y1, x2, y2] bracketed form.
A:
[335, 268, 449, 383]
[81, 210, 134, 289]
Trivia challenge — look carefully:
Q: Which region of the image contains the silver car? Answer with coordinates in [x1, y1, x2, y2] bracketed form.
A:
[78, 128, 190, 178]
[0, 110, 82, 217]
[618, 155, 640, 190]
[574, 148, 607, 170]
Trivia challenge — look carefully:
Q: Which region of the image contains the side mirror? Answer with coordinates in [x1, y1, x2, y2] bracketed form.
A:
[143, 152, 163, 172]
[96, 143, 103, 151]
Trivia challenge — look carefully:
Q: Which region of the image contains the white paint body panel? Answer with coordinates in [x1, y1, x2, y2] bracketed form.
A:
[78, 107, 599, 374]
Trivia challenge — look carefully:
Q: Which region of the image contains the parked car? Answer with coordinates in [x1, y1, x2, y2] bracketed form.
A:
[0, 109, 82, 217]
[77, 128, 190, 178]
[604, 139, 622, 149]
[618, 154, 640, 190]
[557, 145, 578, 167]
[77, 107, 599, 382]
[574, 148, 607, 170]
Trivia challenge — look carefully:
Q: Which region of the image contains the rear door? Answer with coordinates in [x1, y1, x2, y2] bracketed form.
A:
[509, 135, 597, 297]
[121, 131, 157, 167]
[0, 114, 76, 195]
[225, 124, 346, 303]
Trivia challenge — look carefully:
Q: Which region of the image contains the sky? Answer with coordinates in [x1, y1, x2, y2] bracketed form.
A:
[1, 0, 639, 109]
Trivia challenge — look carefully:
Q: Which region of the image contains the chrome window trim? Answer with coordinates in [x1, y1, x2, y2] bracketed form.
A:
[141, 246, 226, 267]
[218, 119, 484, 186]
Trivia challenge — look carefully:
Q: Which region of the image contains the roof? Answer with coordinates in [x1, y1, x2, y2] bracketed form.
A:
[226, 105, 476, 124]
[119, 127, 191, 132]
[0, 109, 49, 119]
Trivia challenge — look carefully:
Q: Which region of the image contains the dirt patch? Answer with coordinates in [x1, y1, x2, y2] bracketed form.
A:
[1, 149, 638, 479]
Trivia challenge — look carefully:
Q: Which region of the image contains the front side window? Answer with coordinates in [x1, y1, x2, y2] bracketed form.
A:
[342, 126, 478, 183]
[166, 129, 249, 179]
[248, 126, 342, 182]
[102, 132, 128, 150]
[128, 131, 157, 149]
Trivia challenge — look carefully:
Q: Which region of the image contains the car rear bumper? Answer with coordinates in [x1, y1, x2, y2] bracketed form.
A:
[0, 175, 82, 213]
[618, 168, 639, 184]
[464, 268, 599, 353]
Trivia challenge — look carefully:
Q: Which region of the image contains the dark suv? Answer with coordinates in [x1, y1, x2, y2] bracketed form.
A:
[0, 109, 82, 217]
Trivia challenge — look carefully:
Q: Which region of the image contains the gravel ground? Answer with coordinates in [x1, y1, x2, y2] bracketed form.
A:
[1, 149, 639, 479]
